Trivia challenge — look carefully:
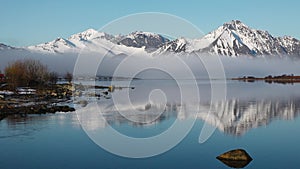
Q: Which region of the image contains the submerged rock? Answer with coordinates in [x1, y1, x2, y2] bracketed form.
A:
[217, 149, 252, 168]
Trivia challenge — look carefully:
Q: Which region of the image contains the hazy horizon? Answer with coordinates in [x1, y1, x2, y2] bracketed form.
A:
[1, 51, 299, 79]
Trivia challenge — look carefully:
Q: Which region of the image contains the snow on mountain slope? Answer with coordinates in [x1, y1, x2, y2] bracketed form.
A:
[201, 26, 254, 56]
[276, 36, 300, 56]
[155, 38, 188, 54]
[0, 43, 15, 50]
[155, 21, 257, 56]
[27, 29, 164, 55]
[4, 20, 300, 57]
[28, 37, 77, 53]
[68, 29, 114, 48]
[28, 29, 116, 53]
[208, 20, 286, 56]
[114, 31, 170, 52]
[69, 29, 102, 41]
[157, 20, 300, 57]
[84, 36, 148, 57]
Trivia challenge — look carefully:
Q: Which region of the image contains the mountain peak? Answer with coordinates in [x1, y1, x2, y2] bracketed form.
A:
[69, 28, 100, 41]
[116, 31, 170, 52]
[223, 20, 249, 30]
[130, 31, 161, 37]
[122, 31, 168, 42]
[82, 28, 98, 34]
[53, 37, 67, 43]
[156, 20, 300, 57]
[0, 43, 14, 50]
[4, 20, 300, 57]
[228, 20, 243, 25]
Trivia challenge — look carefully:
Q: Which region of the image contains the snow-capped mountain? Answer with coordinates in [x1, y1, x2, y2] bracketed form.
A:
[0, 43, 15, 50]
[2, 20, 300, 57]
[202, 20, 288, 56]
[28, 37, 77, 53]
[68, 29, 113, 42]
[114, 31, 170, 52]
[27, 29, 169, 54]
[28, 29, 116, 53]
[276, 36, 300, 56]
[158, 20, 300, 57]
[156, 38, 187, 53]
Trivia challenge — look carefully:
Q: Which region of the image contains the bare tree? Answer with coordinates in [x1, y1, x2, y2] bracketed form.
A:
[5, 59, 50, 89]
[64, 72, 73, 84]
[49, 72, 59, 85]
[24, 59, 49, 86]
[5, 60, 27, 89]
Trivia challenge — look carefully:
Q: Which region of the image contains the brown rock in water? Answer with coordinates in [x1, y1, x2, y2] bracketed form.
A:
[217, 149, 252, 168]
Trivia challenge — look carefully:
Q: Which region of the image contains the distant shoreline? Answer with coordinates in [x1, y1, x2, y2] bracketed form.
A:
[231, 74, 300, 84]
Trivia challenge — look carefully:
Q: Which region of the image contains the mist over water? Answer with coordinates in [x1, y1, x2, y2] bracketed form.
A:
[93, 54, 300, 79]
[219, 56, 300, 78]
[0, 50, 77, 74]
[1, 51, 300, 78]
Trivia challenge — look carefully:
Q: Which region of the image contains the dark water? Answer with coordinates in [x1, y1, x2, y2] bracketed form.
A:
[1, 80, 300, 169]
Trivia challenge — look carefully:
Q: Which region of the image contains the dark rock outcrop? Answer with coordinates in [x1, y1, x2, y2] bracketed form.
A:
[217, 149, 252, 168]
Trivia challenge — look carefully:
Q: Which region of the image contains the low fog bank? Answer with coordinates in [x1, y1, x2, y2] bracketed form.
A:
[0, 50, 77, 74]
[97, 54, 300, 79]
[1, 51, 300, 79]
[219, 56, 300, 78]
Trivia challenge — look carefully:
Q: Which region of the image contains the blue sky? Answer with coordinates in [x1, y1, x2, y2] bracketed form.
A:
[1, 0, 299, 47]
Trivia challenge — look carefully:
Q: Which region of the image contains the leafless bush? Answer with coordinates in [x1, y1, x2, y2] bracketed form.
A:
[5, 59, 51, 89]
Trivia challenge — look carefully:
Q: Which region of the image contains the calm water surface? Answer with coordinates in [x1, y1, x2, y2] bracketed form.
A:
[1, 80, 300, 169]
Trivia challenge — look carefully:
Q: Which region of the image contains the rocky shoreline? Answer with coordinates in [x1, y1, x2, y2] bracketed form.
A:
[0, 84, 75, 120]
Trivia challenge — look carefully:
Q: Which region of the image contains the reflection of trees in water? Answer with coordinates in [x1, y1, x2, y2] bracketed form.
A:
[0, 115, 48, 139]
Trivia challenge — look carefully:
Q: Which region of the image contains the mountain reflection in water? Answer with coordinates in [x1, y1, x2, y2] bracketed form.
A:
[76, 97, 300, 136]
[73, 80, 300, 136]
[3, 80, 298, 137]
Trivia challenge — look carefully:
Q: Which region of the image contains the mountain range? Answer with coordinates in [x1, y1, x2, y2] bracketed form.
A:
[1, 20, 300, 57]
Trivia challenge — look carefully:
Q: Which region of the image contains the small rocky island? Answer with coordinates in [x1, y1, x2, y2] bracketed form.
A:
[232, 74, 300, 84]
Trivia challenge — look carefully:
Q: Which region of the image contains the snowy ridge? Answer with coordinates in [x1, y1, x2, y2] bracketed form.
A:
[155, 37, 188, 54]
[28, 29, 116, 53]
[27, 29, 168, 54]
[276, 36, 300, 55]
[114, 31, 170, 52]
[0, 43, 16, 50]
[208, 20, 286, 56]
[28, 37, 77, 53]
[157, 20, 300, 57]
[3, 20, 300, 57]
